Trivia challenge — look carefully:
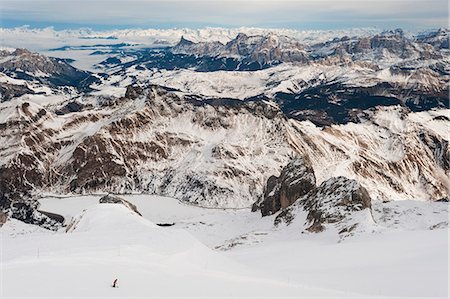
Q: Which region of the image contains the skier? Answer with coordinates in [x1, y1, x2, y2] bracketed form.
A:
[112, 278, 118, 288]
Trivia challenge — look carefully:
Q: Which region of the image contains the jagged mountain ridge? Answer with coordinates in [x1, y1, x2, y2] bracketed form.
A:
[0, 85, 294, 209]
[167, 29, 447, 68]
[84, 28, 448, 75]
[172, 33, 308, 66]
[0, 83, 448, 215]
[84, 29, 448, 126]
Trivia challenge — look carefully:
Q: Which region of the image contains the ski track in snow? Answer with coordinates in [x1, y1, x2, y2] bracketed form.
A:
[1, 194, 446, 298]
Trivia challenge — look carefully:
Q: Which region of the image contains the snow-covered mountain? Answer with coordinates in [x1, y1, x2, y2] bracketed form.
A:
[0, 48, 101, 103]
[0, 27, 448, 231]
[0, 48, 99, 91]
[1, 83, 448, 221]
[86, 29, 448, 123]
[172, 33, 309, 66]
[0, 26, 449, 297]
[0, 26, 383, 51]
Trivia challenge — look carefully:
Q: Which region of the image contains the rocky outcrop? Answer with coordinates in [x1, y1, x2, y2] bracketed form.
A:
[274, 176, 372, 234]
[55, 101, 84, 115]
[125, 85, 144, 100]
[0, 211, 7, 227]
[5, 199, 60, 230]
[302, 177, 371, 232]
[99, 194, 142, 216]
[0, 82, 35, 102]
[258, 156, 316, 216]
[255, 156, 373, 234]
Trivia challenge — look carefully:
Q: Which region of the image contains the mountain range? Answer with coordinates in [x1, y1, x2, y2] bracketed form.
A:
[0, 27, 448, 232]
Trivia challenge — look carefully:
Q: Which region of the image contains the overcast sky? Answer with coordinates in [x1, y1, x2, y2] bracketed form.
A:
[0, 0, 448, 31]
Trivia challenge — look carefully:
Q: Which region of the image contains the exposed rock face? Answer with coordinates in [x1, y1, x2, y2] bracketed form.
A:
[302, 177, 371, 233]
[0, 211, 7, 226]
[170, 30, 446, 70]
[125, 85, 144, 100]
[0, 83, 448, 216]
[316, 29, 443, 61]
[55, 101, 84, 115]
[258, 156, 316, 216]
[274, 176, 372, 234]
[0, 85, 293, 210]
[172, 33, 308, 66]
[173, 36, 224, 57]
[0, 82, 35, 102]
[5, 199, 60, 230]
[99, 194, 142, 216]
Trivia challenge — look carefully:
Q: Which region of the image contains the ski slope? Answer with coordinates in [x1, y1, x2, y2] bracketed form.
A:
[1, 201, 353, 298]
[1, 194, 446, 298]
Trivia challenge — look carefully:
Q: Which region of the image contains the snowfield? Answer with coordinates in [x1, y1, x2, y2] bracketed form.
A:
[2, 200, 351, 298]
[1, 195, 447, 298]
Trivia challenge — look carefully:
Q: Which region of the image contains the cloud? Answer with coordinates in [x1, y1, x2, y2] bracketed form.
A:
[0, 0, 447, 30]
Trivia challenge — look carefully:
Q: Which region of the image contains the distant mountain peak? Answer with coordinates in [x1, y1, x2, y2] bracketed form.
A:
[178, 35, 194, 46]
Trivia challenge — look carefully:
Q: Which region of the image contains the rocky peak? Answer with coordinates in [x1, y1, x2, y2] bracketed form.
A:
[381, 28, 405, 37]
[12, 48, 32, 56]
[274, 176, 372, 235]
[171, 32, 307, 65]
[172, 37, 224, 57]
[178, 36, 194, 46]
[257, 156, 316, 216]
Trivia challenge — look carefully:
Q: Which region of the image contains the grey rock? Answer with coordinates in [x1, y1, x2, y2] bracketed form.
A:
[258, 156, 316, 216]
[275, 176, 372, 234]
[303, 176, 371, 232]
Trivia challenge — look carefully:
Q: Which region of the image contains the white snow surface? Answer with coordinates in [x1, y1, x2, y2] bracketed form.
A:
[3, 197, 359, 298]
[2, 194, 446, 298]
[98, 60, 448, 100]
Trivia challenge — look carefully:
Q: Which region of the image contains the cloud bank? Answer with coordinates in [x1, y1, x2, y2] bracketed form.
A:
[0, 0, 448, 30]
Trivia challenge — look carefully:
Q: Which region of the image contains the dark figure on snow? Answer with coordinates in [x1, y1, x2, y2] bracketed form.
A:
[112, 278, 118, 288]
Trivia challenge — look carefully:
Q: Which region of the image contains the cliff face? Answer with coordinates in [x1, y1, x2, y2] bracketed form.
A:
[1, 83, 448, 222]
[258, 156, 316, 216]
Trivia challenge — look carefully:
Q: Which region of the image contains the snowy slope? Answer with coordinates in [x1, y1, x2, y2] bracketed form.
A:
[1, 202, 353, 298]
[27, 194, 449, 297]
[124, 60, 448, 100]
